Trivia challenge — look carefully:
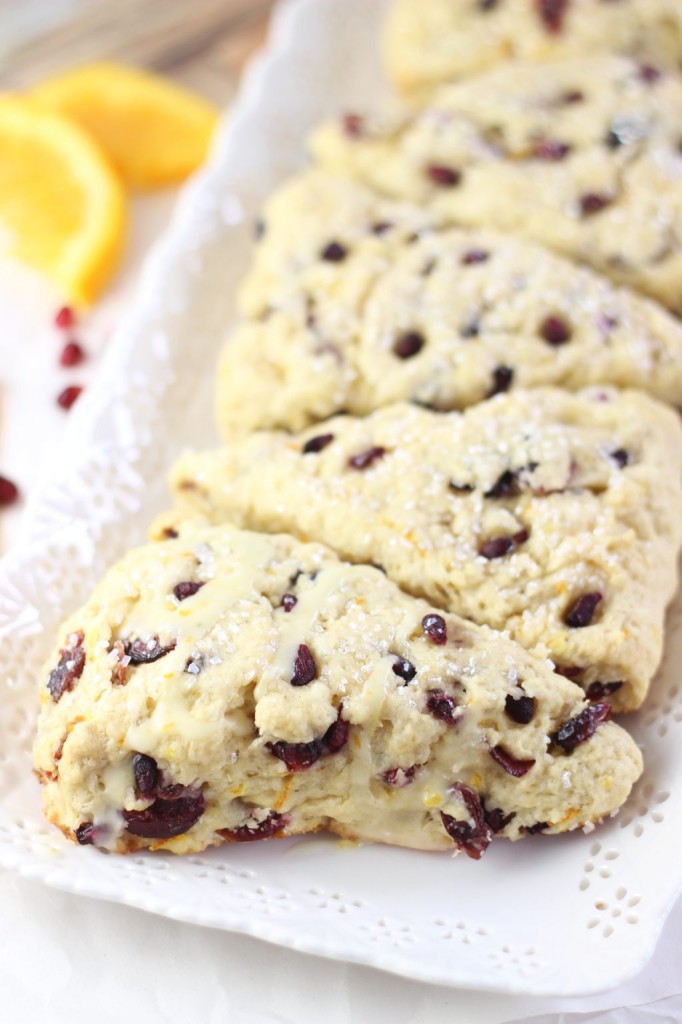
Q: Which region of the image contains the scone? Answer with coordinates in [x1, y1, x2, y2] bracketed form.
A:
[170, 390, 682, 712]
[34, 523, 642, 856]
[384, 0, 682, 102]
[217, 173, 682, 435]
[312, 56, 682, 312]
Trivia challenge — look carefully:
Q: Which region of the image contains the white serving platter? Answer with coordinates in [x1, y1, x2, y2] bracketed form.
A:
[1, 0, 681, 996]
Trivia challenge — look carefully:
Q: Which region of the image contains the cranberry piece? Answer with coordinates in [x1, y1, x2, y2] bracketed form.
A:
[526, 821, 548, 835]
[560, 89, 584, 104]
[123, 790, 206, 839]
[533, 139, 571, 161]
[422, 613, 447, 645]
[579, 193, 612, 217]
[290, 643, 317, 686]
[303, 433, 334, 454]
[281, 593, 298, 612]
[539, 315, 572, 345]
[320, 241, 347, 262]
[342, 113, 364, 137]
[393, 330, 425, 359]
[59, 341, 85, 367]
[0, 474, 20, 507]
[552, 702, 611, 752]
[480, 531, 528, 559]
[483, 804, 515, 833]
[440, 782, 492, 860]
[426, 164, 461, 187]
[133, 753, 159, 797]
[161, 527, 179, 539]
[488, 366, 514, 396]
[461, 249, 489, 265]
[47, 631, 86, 702]
[586, 681, 623, 700]
[554, 664, 581, 680]
[426, 689, 462, 725]
[371, 221, 393, 235]
[348, 446, 386, 470]
[536, 0, 569, 33]
[173, 581, 204, 601]
[449, 481, 475, 494]
[489, 745, 536, 777]
[638, 64, 661, 84]
[268, 707, 348, 771]
[55, 306, 75, 329]
[125, 637, 177, 665]
[565, 591, 602, 628]
[57, 385, 83, 410]
[219, 810, 288, 842]
[392, 656, 416, 682]
[505, 693, 536, 725]
[75, 823, 95, 845]
[610, 448, 629, 468]
[381, 765, 419, 787]
[485, 469, 519, 499]
[323, 706, 350, 753]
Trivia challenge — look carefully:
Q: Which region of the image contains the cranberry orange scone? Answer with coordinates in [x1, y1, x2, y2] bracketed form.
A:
[216, 174, 682, 435]
[383, 0, 682, 102]
[311, 56, 682, 312]
[34, 524, 642, 856]
[171, 390, 682, 713]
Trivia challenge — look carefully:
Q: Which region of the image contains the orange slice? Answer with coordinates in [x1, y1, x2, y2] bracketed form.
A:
[0, 97, 126, 305]
[30, 62, 219, 189]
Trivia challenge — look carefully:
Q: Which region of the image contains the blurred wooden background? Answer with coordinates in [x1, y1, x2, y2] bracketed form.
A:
[0, 0, 278, 105]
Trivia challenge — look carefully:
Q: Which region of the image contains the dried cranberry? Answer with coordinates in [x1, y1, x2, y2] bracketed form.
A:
[564, 591, 602, 628]
[533, 139, 571, 161]
[610, 448, 629, 468]
[281, 593, 298, 612]
[323, 706, 350, 753]
[484, 469, 519, 499]
[461, 249, 489, 265]
[440, 782, 492, 859]
[55, 306, 75, 329]
[483, 804, 515, 833]
[57, 385, 83, 410]
[554, 664, 581, 680]
[219, 810, 288, 842]
[125, 637, 177, 664]
[586, 681, 623, 700]
[536, 0, 569, 33]
[0, 474, 20, 507]
[426, 689, 461, 726]
[381, 765, 419, 787]
[320, 241, 347, 262]
[422, 613, 447, 645]
[488, 366, 514, 396]
[579, 193, 612, 217]
[133, 753, 159, 797]
[268, 706, 348, 771]
[348, 446, 386, 470]
[161, 527, 179, 539]
[426, 165, 461, 187]
[392, 657, 416, 682]
[173, 581, 204, 601]
[505, 693, 536, 724]
[480, 530, 529, 558]
[59, 341, 85, 367]
[291, 644, 317, 686]
[47, 631, 86, 702]
[371, 221, 393, 235]
[489, 745, 536, 777]
[393, 330, 425, 359]
[123, 790, 206, 840]
[526, 821, 548, 835]
[303, 433, 334, 454]
[539, 315, 572, 345]
[552, 702, 610, 752]
[638, 64, 661, 84]
[342, 113, 364, 137]
[75, 822, 95, 845]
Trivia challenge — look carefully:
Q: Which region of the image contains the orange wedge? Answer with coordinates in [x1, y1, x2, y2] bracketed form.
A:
[30, 62, 219, 189]
[0, 97, 126, 305]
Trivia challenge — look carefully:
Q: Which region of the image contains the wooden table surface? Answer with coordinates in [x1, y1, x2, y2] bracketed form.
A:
[0, 0, 277, 106]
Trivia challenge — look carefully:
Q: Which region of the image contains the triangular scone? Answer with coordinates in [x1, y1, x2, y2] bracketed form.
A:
[34, 523, 641, 857]
[311, 56, 682, 312]
[383, 0, 682, 102]
[217, 173, 682, 436]
[171, 390, 682, 712]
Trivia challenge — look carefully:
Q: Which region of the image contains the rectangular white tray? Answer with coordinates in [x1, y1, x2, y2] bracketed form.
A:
[1, 0, 681, 996]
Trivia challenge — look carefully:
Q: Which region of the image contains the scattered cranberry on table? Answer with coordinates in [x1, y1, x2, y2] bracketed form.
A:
[0, 474, 20, 507]
[57, 385, 83, 411]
